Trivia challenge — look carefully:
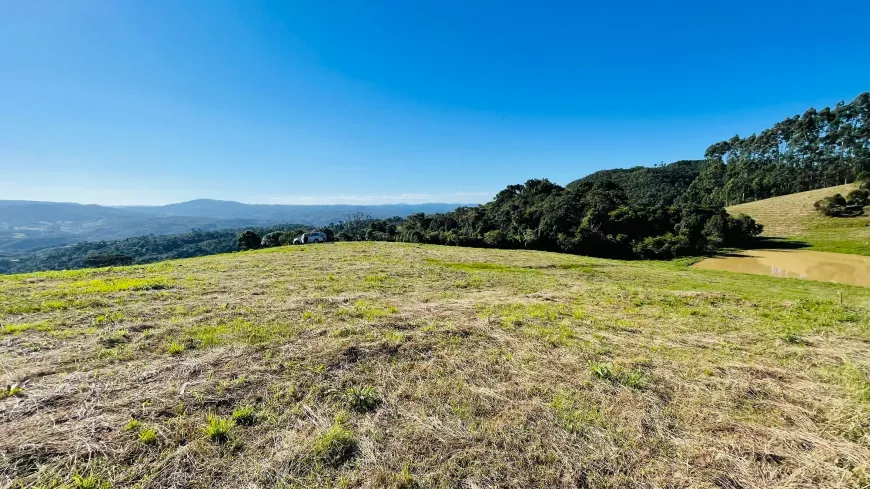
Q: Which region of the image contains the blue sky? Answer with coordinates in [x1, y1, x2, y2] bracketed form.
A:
[1, 0, 868, 206]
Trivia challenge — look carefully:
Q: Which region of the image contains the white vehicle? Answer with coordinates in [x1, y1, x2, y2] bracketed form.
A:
[293, 231, 327, 245]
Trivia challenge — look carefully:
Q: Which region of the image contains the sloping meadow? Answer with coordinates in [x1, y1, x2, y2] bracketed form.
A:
[1, 242, 869, 488]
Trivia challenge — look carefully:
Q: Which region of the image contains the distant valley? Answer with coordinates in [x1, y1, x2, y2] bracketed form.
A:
[0, 199, 467, 254]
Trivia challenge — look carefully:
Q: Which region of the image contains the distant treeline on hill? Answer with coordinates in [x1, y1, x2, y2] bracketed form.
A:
[0, 225, 309, 274]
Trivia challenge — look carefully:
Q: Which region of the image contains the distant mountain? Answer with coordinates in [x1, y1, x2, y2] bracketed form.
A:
[121, 199, 470, 221]
[0, 199, 468, 254]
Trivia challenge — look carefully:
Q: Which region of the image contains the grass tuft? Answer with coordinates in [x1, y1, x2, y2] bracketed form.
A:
[167, 341, 186, 355]
[138, 427, 158, 445]
[0, 385, 22, 399]
[124, 419, 142, 432]
[313, 418, 357, 466]
[70, 473, 110, 489]
[342, 385, 381, 413]
[204, 414, 235, 443]
[231, 405, 257, 426]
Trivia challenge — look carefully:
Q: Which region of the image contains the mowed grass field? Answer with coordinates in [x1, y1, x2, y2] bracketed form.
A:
[728, 184, 870, 255]
[2, 242, 869, 488]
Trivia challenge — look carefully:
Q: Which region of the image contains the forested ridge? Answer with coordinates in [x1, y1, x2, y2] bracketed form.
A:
[3, 93, 867, 273]
[0, 225, 308, 274]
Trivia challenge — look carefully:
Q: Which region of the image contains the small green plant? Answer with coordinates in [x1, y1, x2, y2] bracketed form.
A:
[1, 385, 22, 399]
[204, 414, 234, 443]
[617, 370, 648, 389]
[231, 405, 257, 426]
[343, 385, 381, 413]
[781, 331, 806, 345]
[589, 362, 647, 389]
[70, 473, 110, 489]
[313, 420, 357, 466]
[394, 463, 418, 488]
[589, 361, 614, 380]
[124, 419, 142, 431]
[138, 427, 158, 445]
[167, 341, 186, 355]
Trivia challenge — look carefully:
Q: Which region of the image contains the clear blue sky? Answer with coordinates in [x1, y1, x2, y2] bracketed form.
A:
[1, 1, 868, 205]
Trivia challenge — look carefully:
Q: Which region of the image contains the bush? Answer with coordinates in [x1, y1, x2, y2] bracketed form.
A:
[260, 231, 283, 248]
[846, 188, 869, 207]
[631, 233, 690, 259]
[315, 227, 335, 242]
[237, 230, 262, 250]
[815, 193, 864, 217]
[483, 230, 507, 248]
[231, 405, 257, 426]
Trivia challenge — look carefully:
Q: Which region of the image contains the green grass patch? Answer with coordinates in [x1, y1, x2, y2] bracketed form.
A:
[204, 414, 234, 443]
[313, 417, 357, 466]
[339, 299, 398, 320]
[1, 321, 52, 335]
[231, 405, 257, 426]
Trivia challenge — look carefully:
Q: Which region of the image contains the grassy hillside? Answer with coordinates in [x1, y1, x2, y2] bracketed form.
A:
[2, 243, 869, 488]
[727, 183, 870, 255]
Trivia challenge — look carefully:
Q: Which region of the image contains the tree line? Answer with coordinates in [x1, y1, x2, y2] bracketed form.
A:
[326, 179, 762, 259]
[680, 92, 870, 207]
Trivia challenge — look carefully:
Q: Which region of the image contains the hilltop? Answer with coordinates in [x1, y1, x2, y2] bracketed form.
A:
[727, 184, 870, 255]
[2, 242, 868, 488]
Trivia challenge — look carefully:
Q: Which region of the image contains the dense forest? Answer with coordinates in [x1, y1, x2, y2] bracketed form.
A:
[329, 179, 762, 259]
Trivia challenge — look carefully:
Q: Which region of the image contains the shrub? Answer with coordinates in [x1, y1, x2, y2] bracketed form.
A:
[260, 231, 283, 248]
[815, 193, 864, 217]
[315, 227, 335, 241]
[617, 370, 648, 389]
[846, 188, 870, 207]
[204, 414, 235, 443]
[237, 230, 262, 250]
[483, 230, 507, 248]
[1, 385, 22, 399]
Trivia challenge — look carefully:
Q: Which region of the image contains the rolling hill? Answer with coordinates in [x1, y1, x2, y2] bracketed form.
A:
[727, 184, 870, 255]
[0, 200, 467, 254]
[2, 242, 868, 487]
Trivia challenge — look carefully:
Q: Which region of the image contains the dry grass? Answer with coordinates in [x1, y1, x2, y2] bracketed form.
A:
[1, 242, 869, 488]
[728, 184, 870, 255]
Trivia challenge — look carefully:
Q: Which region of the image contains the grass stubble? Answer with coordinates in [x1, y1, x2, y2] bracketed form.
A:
[0, 242, 868, 488]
